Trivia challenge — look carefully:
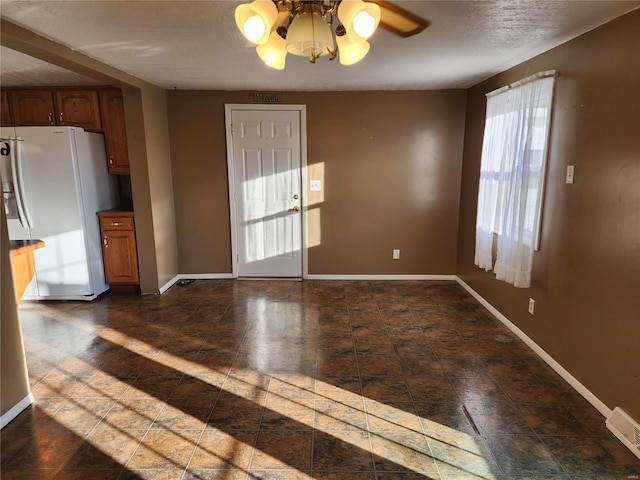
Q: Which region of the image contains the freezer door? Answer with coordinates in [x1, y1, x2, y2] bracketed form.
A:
[1, 127, 30, 240]
[15, 127, 93, 298]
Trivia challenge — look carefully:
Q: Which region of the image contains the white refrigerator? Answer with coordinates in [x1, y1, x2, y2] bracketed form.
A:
[1, 126, 117, 300]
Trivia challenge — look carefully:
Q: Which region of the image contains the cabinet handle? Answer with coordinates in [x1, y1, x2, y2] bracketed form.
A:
[103, 236, 108, 246]
[48, 113, 53, 124]
[109, 156, 114, 165]
[110, 222, 123, 226]
[59, 112, 64, 124]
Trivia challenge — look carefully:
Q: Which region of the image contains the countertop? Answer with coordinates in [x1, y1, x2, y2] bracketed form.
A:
[9, 239, 45, 256]
[97, 208, 134, 217]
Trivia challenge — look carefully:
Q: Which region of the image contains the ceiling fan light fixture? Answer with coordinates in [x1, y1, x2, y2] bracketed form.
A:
[235, 0, 278, 45]
[353, 10, 377, 38]
[243, 16, 267, 43]
[235, 0, 427, 69]
[257, 30, 288, 70]
[336, 34, 370, 65]
[338, 0, 381, 42]
[285, 10, 334, 58]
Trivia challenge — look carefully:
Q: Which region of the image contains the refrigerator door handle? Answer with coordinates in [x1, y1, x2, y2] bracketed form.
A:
[10, 138, 34, 228]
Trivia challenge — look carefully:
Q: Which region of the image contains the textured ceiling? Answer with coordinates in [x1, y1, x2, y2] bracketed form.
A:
[0, 47, 103, 86]
[1, 0, 638, 91]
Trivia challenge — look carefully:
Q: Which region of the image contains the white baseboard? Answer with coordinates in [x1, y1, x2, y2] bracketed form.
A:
[0, 394, 34, 429]
[306, 274, 456, 281]
[454, 276, 612, 418]
[159, 273, 453, 291]
[159, 273, 234, 294]
[159, 275, 181, 294]
[177, 273, 234, 280]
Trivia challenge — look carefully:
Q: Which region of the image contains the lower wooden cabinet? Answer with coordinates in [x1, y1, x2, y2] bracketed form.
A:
[97, 211, 139, 286]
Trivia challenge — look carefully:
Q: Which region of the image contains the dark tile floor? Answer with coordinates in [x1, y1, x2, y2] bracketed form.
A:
[1, 280, 639, 479]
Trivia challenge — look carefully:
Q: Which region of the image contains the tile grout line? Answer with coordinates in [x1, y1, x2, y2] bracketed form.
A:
[345, 285, 378, 478]
[379, 285, 444, 479]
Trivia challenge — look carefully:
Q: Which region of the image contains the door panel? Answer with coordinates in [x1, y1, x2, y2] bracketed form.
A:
[103, 230, 139, 284]
[99, 89, 130, 174]
[9, 90, 55, 126]
[55, 90, 102, 130]
[231, 109, 302, 277]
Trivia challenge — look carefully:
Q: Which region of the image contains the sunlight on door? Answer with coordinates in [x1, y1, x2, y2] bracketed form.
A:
[232, 109, 304, 277]
[242, 153, 299, 263]
[241, 160, 326, 264]
[306, 160, 324, 250]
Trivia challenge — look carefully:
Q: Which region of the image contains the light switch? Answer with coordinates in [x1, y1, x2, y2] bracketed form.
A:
[310, 180, 321, 191]
[566, 165, 575, 184]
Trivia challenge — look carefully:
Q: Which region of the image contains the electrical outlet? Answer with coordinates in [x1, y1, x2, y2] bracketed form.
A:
[528, 298, 535, 315]
[392, 249, 400, 260]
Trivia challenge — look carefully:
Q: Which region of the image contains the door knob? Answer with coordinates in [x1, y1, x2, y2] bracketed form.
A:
[289, 206, 300, 212]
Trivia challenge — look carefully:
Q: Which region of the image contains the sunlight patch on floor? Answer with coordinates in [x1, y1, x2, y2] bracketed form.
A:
[25, 310, 499, 478]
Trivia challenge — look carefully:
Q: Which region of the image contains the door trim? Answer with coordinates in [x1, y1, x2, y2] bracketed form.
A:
[225, 104, 308, 279]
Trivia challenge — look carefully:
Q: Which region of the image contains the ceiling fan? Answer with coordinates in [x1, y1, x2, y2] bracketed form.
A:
[368, 1, 430, 38]
[235, 0, 430, 68]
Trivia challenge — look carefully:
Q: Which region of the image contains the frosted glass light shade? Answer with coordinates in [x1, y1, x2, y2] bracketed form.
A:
[235, 0, 278, 45]
[257, 31, 287, 69]
[243, 16, 267, 43]
[286, 11, 334, 57]
[338, 0, 380, 42]
[353, 10, 377, 37]
[336, 35, 370, 65]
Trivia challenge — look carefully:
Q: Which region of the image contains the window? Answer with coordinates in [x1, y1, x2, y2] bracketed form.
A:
[474, 71, 556, 288]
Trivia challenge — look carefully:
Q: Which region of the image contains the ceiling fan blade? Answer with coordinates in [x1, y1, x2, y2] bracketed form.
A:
[368, 1, 430, 38]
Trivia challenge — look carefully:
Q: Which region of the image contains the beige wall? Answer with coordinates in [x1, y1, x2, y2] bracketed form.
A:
[124, 87, 179, 292]
[167, 90, 467, 275]
[457, 10, 640, 420]
[1, 208, 32, 418]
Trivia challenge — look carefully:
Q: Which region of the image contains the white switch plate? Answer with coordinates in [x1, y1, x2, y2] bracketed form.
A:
[528, 298, 535, 315]
[566, 165, 575, 184]
[310, 180, 321, 191]
[392, 249, 400, 259]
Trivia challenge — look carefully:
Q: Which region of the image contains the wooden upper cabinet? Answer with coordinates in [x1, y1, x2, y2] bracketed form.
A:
[55, 90, 102, 130]
[8, 89, 102, 129]
[1, 90, 12, 127]
[5, 87, 130, 175]
[99, 89, 130, 175]
[9, 89, 55, 126]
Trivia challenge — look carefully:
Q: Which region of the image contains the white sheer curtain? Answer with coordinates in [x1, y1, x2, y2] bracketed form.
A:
[474, 72, 556, 288]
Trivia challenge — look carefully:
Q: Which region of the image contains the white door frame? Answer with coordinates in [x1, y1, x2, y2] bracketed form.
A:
[225, 104, 308, 279]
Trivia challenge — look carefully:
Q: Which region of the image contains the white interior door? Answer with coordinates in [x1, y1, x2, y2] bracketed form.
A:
[229, 108, 303, 278]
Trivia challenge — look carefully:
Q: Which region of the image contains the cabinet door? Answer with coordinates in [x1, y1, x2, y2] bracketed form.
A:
[55, 90, 102, 130]
[9, 90, 55, 126]
[99, 89, 130, 174]
[102, 230, 139, 284]
[1, 90, 12, 127]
